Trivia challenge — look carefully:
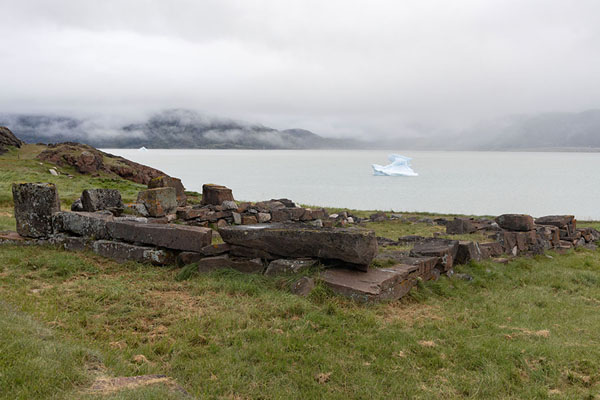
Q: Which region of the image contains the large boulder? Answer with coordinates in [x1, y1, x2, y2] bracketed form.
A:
[137, 187, 177, 217]
[148, 176, 187, 206]
[321, 264, 419, 302]
[12, 183, 61, 238]
[218, 223, 378, 270]
[108, 221, 212, 252]
[495, 214, 535, 232]
[201, 184, 234, 206]
[81, 188, 123, 212]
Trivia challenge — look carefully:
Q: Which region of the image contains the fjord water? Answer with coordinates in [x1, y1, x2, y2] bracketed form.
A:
[105, 149, 600, 220]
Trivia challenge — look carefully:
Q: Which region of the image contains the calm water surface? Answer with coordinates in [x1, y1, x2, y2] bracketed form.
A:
[104, 149, 600, 220]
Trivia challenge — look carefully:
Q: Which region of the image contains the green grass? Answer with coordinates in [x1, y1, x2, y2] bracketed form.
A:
[1, 245, 600, 398]
[3, 143, 600, 398]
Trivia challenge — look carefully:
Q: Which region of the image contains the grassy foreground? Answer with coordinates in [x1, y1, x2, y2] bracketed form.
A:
[2, 144, 600, 398]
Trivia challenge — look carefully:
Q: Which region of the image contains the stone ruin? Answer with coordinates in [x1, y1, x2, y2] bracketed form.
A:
[3, 181, 600, 303]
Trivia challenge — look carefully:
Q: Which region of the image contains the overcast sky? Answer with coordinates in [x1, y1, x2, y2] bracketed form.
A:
[1, 0, 599, 139]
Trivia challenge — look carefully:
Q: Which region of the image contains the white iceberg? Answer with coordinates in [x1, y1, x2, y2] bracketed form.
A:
[138, 146, 148, 151]
[372, 154, 418, 176]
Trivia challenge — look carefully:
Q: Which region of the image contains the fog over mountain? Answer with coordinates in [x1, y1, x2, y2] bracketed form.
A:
[1, 1, 600, 144]
[2, 109, 599, 150]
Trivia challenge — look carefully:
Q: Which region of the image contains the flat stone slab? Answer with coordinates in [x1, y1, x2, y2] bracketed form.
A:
[410, 238, 459, 271]
[218, 223, 378, 270]
[535, 215, 575, 228]
[495, 214, 535, 232]
[264, 258, 317, 276]
[91, 240, 175, 265]
[53, 211, 114, 239]
[196, 255, 264, 273]
[321, 264, 419, 302]
[108, 221, 212, 252]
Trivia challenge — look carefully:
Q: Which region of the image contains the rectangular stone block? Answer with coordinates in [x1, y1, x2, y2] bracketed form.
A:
[196, 255, 264, 273]
[201, 184, 234, 206]
[479, 242, 504, 258]
[52, 211, 113, 239]
[91, 240, 175, 266]
[137, 187, 177, 217]
[108, 221, 212, 252]
[12, 183, 61, 238]
[81, 188, 123, 212]
[219, 223, 378, 270]
[455, 241, 482, 264]
[410, 239, 459, 272]
[321, 264, 419, 303]
[148, 175, 187, 206]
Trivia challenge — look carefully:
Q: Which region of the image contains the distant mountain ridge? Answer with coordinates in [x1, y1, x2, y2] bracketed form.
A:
[0, 109, 359, 149]
[1, 108, 599, 150]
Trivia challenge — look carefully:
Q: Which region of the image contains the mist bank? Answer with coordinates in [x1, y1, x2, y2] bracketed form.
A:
[1, 109, 600, 151]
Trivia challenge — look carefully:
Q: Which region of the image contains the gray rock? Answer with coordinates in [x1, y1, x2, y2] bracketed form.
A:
[321, 264, 419, 303]
[232, 212, 242, 225]
[264, 258, 317, 276]
[201, 184, 234, 206]
[71, 198, 84, 211]
[49, 168, 58, 176]
[196, 255, 264, 273]
[290, 277, 315, 297]
[12, 183, 61, 238]
[148, 175, 187, 207]
[410, 238, 459, 272]
[455, 241, 482, 264]
[91, 240, 175, 265]
[108, 221, 212, 252]
[257, 212, 271, 223]
[495, 214, 535, 232]
[221, 200, 238, 210]
[137, 187, 177, 217]
[446, 218, 476, 235]
[218, 223, 378, 271]
[53, 211, 113, 239]
[81, 188, 123, 212]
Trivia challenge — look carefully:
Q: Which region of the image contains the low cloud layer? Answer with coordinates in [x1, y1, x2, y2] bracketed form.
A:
[1, 0, 599, 139]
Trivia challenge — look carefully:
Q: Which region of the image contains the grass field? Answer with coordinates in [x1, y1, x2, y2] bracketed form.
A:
[2, 144, 600, 398]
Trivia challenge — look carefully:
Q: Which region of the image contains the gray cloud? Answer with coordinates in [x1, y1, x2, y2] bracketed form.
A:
[1, 0, 599, 139]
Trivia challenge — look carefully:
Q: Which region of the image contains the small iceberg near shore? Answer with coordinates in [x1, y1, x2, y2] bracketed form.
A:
[138, 146, 148, 151]
[372, 154, 418, 176]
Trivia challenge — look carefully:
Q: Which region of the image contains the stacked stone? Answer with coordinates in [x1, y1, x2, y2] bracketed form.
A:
[176, 184, 330, 228]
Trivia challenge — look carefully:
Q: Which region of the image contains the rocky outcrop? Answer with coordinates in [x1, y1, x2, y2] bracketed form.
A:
[36, 142, 167, 184]
[0, 126, 23, 154]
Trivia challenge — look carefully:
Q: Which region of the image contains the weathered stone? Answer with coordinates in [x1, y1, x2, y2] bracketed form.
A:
[375, 252, 439, 281]
[535, 215, 575, 228]
[272, 198, 297, 208]
[455, 241, 482, 264]
[369, 212, 387, 222]
[177, 251, 203, 265]
[410, 239, 459, 271]
[197, 255, 264, 273]
[264, 258, 317, 276]
[221, 200, 237, 210]
[216, 219, 228, 228]
[232, 212, 242, 225]
[500, 230, 537, 254]
[12, 183, 61, 238]
[71, 198, 84, 211]
[257, 212, 271, 223]
[81, 188, 123, 212]
[53, 211, 113, 239]
[242, 215, 258, 225]
[397, 235, 426, 243]
[495, 214, 535, 232]
[290, 277, 315, 297]
[479, 242, 504, 258]
[137, 187, 177, 217]
[148, 175, 187, 206]
[446, 218, 476, 235]
[219, 223, 378, 270]
[201, 184, 234, 206]
[91, 240, 175, 266]
[108, 221, 212, 252]
[124, 202, 149, 217]
[62, 236, 91, 252]
[176, 207, 209, 220]
[229, 245, 277, 260]
[321, 265, 419, 302]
